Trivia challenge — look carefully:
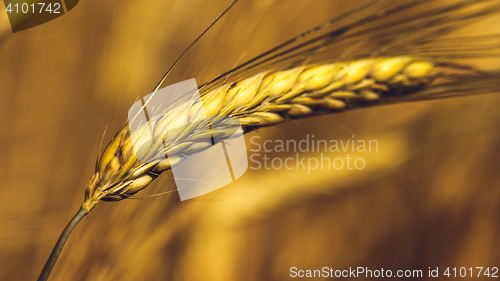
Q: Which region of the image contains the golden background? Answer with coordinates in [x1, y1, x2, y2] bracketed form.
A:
[0, 0, 499, 280]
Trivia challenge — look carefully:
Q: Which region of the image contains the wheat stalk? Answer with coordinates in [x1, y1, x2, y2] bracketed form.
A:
[37, 0, 500, 280]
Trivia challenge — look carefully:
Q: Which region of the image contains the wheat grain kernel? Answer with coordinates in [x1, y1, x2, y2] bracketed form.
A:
[371, 57, 412, 81]
[165, 142, 193, 156]
[287, 104, 313, 117]
[131, 162, 157, 178]
[300, 64, 336, 91]
[338, 60, 373, 84]
[262, 67, 303, 97]
[184, 142, 212, 154]
[329, 91, 357, 98]
[359, 90, 380, 101]
[124, 175, 153, 194]
[403, 61, 434, 78]
[323, 98, 346, 109]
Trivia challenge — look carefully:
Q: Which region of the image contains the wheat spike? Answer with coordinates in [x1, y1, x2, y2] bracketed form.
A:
[83, 55, 496, 209]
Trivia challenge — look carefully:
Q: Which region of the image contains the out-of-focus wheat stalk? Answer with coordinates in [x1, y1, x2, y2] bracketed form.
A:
[37, 0, 500, 280]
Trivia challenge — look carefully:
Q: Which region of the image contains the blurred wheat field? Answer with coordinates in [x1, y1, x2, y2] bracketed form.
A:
[1, 0, 500, 280]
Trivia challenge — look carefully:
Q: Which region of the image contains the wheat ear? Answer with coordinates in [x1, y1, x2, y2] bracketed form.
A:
[82, 55, 493, 206]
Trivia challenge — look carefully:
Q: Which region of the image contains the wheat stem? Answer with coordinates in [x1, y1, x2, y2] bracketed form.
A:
[37, 207, 89, 281]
